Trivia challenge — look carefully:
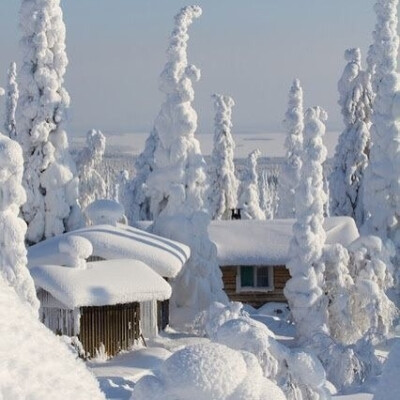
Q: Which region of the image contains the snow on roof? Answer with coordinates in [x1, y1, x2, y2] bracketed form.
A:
[28, 224, 190, 278]
[0, 277, 105, 399]
[208, 217, 359, 266]
[30, 259, 172, 309]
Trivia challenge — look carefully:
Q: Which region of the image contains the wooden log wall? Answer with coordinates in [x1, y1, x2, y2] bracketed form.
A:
[221, 266, 291, 308]
[79, 302, 140, 358]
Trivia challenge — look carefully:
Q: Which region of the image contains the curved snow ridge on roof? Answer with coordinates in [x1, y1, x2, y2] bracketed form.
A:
[209, 217, 359, 266]
[28, 224, 190, 278]
[30, 259, 172, 309]
[0, 276, 105, 399]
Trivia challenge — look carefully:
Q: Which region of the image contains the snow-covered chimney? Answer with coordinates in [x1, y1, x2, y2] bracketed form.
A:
[84, 199, 126, 226]
[59, 236, 93, 269]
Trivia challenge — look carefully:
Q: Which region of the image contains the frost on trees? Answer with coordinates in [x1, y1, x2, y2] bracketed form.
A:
[146, 5, 228, 329]
[259, 169, 277, 220]
[363, 0, 400, 252]
[207, 94, 239, 220]
[330, 48, 372, 227]
[127, 129, 159, 223]
[4, 62, 19, 140]
[75, 129, 107, 210]
[284, 107, 329, 344]
[17, 0, 80, 243]
[238, 149, 266, 220]
[0, 132, 39, 316]
[277, 79, 304, 218]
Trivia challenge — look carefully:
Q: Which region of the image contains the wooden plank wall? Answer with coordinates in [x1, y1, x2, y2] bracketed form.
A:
[79, 302, 140, 358]
[221, 266, 291, 308]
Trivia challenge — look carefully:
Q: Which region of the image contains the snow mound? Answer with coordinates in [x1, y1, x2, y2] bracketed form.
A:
[85, 199, 125, 226]
[131, 342, 285, 400]
[59, 235, 93, 268]
[0, 276, 105, 400]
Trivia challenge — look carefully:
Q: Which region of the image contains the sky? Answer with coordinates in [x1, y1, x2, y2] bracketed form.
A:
[0, 0, 396, 136]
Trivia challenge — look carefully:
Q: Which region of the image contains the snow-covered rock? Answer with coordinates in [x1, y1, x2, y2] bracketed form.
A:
[85, 199, 125, 226]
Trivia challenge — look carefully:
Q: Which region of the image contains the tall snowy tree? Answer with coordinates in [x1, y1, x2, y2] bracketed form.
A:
[238, 149, 266, 220]
[17, 0, 80, 243]
[207, 94, 239, 220]
[259, 169, 276, 220]
[75, 129, 107, 209]
[330, 48, 373, 227]
[127, 129, 159, 223]
[146, 5, 228, 329]
[363, 0, 400, 251]
[0, 132, 39, 316]
[277, 79, 304, 218]
[284, 106, 329, 343]
[4, 62, 19, 140]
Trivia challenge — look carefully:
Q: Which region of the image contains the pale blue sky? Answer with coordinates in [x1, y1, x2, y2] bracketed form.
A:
[0, 1, 395, 135]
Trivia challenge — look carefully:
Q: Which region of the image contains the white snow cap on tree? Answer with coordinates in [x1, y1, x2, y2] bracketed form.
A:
[76, 129, 106, 209]
[284, 106, 329, 343]
[4, 62, 19, 140]
[277, 79, 304, 218]
[363, 0, 400, 246]
[208, 94, 239, 220]
[17, 0, 80, 243]
[146, 5, 228, 329]
[0, 132, 39, 316]
[238, 149, 266, 220]
[330, 48, 372, 227]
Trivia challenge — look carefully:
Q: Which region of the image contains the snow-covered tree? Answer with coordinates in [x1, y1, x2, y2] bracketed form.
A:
[0, 132, 39, 316]
[330, 48, 372, 227]
[363, 0, 400, 249]
[75, 129, 106, 209]
[277, 79, 304, 218]
[127, 129, 159, 223]
[17, 0, 80, 243]
[207, 94, 239, 220]
[4, 62, 19, 140]
[259, 169, 274, 220]
[146, 5, 227, 329]
[238, 149, 266, 220]
[284, 106, 329, 343]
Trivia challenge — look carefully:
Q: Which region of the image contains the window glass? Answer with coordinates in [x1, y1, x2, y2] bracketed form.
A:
[240, 266, 254, 287]
[256, 267, 270, 288]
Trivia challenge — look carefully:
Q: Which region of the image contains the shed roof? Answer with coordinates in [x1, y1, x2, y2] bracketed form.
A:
[28, 224, 190, 278]
[30, 259, 172, 309]
[208, 217, 359, 266]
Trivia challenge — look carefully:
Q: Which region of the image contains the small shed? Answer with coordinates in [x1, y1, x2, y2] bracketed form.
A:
[31, 259, 171, 357]
[208, 216, 359, 308]
[28, 224, 190, 337]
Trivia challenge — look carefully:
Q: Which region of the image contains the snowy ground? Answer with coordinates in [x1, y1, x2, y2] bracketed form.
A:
[87, 304, 387, 400]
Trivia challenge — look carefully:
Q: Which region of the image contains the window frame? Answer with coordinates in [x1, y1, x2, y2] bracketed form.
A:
[236, 265, 274, 293]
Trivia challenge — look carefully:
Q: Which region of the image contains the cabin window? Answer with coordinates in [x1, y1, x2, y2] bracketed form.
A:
[238, 266, 273, 292]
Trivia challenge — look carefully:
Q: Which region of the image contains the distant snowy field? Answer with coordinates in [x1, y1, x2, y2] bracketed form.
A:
[70, 131, 340, 160]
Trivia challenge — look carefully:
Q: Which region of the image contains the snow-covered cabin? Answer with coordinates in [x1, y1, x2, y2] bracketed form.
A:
[208, 217, 359, 307]
[28, 225, 190, 356]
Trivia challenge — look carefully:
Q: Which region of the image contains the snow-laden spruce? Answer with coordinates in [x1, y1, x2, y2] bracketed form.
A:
[259, 169, 277, 220]
[277, 79, 304, 218]
[0, 132, 39, 316]
[76, 129, 107, 210]
[4, 62, 19, 140]
[146, 5, 227, 329]
[238, 149, 266, 220]
[127, 129, 159, 223]
[330, 48, 372, 227]
[363, 0, 400, 246]
[207, 94, 239, 220]
[284, 106, 329, 343]
[17, 0, 80, 243]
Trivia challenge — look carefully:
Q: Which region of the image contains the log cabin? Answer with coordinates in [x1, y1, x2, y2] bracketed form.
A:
[207, 217, 359, 308]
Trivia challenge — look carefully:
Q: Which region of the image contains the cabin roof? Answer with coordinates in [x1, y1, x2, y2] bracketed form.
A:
[28, 224, 190, 278]
[208, 216, 359, 266]
[30, 259, 172, 309]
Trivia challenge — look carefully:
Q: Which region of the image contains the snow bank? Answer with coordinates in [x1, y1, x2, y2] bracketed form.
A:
[30, 259, 171, 308]
[131, 342, 286, 400]
[85, 199, 125, 226]
[28, 223, 190, 278]
[0, 275, 105, 400]
[208, 217, 359, 266]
